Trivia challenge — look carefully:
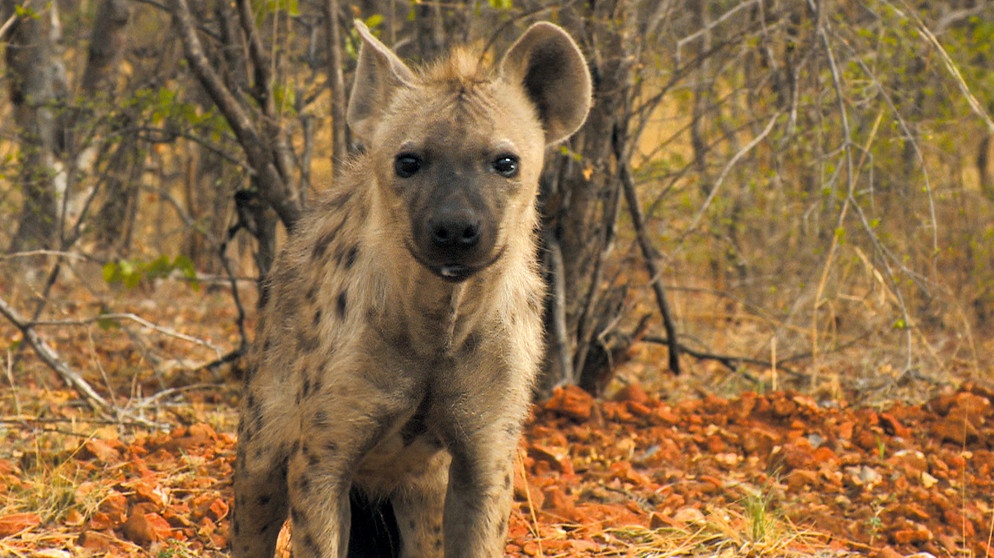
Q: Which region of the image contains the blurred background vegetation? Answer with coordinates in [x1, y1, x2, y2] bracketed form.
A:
[2, 0, 993, 410]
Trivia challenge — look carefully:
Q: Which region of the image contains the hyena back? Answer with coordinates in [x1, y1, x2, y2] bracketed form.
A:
[232, 21, 591, 558]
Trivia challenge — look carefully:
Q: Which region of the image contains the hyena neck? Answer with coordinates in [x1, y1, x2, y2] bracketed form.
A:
[378, 252, 504, 357]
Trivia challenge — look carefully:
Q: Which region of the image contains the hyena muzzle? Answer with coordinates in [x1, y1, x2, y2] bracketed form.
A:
[232, 20, 591, 558]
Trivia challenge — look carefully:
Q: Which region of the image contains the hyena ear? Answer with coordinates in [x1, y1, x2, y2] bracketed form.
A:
[500, 22, 592, 146]
[347, 20, 416, 143]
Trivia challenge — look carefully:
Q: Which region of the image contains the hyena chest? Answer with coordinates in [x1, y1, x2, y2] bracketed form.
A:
[353, 402, 451, 494]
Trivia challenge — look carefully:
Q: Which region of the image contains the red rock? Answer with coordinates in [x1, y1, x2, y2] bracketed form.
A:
[77, 530, 121, 552]
[941, 509, 975, 538]
[890, 523, 933, 544]
[527, 445, 567, 474]
[80, 438, 123, 463]
[878, 412, 911, 438]
[208, 497, 230, 522]
[614, 384, 649, 404]
[626, 400, 653, 419]
[0, 512, 41, 536]
[887, 450, 928, 477]
[731, 392, 758, 422]
[812, 446, 840, 466]
[122, 511, 160, 545]
[650, 405, 680, 426]
[930, 415, 980, 445]
[740, 425, 779, 456]
[785, 469, 818, 491]
[771, 394, 798, 417]
[779, 438, 817, 470]
[544, 385, 594, 421]
[542, 485, 576, 517]
[872, 546, 904, 558]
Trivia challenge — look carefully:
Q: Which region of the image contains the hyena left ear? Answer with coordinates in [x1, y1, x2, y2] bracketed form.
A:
[347, 20, 416, 144]
[500, 23, 593, 146]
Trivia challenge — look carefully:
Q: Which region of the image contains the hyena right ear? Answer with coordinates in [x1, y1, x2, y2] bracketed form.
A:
[347, 21, 416, 144]
[501, 23, 592, 146]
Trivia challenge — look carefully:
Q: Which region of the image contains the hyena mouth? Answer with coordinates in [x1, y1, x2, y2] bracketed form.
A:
[406, 242, 506, 283]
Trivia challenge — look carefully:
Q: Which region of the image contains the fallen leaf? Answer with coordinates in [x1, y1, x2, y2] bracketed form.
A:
[0, 512, 42, 536]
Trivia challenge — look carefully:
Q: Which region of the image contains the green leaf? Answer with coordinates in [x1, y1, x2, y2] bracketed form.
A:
[364, 14, 384, 30]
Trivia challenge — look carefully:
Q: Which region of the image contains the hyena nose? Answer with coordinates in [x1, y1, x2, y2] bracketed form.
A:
[430, 211, 481, 251]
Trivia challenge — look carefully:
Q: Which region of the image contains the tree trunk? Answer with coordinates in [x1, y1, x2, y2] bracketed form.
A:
[4, 1, 62, 252]
[81, 0, 135, 250]
[538, 2, 658, 393]
[168, 0, 303, 284]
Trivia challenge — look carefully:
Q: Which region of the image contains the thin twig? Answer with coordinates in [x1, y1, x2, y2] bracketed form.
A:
[0, 295, 112, 414]
[681, 112, 781, 238]
[617, 142, 681, 376]
[30, 313, 224, 358]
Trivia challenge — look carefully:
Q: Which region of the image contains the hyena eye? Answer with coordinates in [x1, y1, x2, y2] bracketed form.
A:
[492, 155, 519, 178]
[395, 154, 423, 178]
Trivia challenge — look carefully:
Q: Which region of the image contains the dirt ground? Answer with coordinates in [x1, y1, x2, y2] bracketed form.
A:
[1, 279, 992, 557]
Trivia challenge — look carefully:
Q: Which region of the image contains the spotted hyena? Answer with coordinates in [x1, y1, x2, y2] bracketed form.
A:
[232, 20, 591, 558]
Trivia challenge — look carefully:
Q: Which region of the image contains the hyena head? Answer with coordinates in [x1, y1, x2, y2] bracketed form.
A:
[347, 21, 591, 282]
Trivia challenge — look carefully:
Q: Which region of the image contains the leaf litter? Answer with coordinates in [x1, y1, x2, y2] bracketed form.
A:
[1, 282, 992, 557]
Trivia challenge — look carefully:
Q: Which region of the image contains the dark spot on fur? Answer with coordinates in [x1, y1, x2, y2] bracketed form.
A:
[303, 533, 321, 555]
[325, 440, 339, 454]
[504, 473, 511, 489]
[297, 330, 320, 352]
[263, 339, 272, 352]
[253, 447, 264, 459]
[302, 376, 312, 398]
[312, 309, 322, 327]
[297, 474, 310, 491]
[257, 494, 271, 506]
[328, 190, 352, 208]
[498, 517, 508, 535]
[312, 229, 337, 261]
[462, 331, 481, 354]
[289, 439, 301, 455]
[345, 244, 359, 269]
[409, 519, 417, 530]
[233, 519, 241, 536]
[290, 506, 307, 526]
[503, 421, 519, 437]
[336, 291, 348, 319]
[313, 410, 329, 427]
[305, 285, 317, 303]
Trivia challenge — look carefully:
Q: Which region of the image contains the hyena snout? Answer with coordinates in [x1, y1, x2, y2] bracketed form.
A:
[414, 196, 497, 282]
[429, 207, 481, 250]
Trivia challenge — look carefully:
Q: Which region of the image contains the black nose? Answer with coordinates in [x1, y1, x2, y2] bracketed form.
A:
[430, 211, 480, 250]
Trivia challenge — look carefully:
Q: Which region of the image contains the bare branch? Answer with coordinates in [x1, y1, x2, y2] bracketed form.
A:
[0, 294, 112, 414]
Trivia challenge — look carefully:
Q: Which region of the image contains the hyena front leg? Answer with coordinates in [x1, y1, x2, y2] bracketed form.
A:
[443, 424, 519, 557]
[391, 451, 450, 558]
[232, 395, 292, 558]
[287, 388, 415, 558]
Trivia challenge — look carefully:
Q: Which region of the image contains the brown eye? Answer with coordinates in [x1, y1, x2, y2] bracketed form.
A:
[493, 155, 519, 178]
[395, 154, 423, 178]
